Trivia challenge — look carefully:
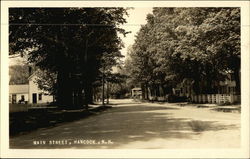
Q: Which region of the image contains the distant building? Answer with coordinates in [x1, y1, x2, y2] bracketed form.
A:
[174, 73, 238, 98]
[218, 74, 237, 94]
[131, 87, 142, 99]
[173, 79, 195, 98]
[173, 72, 240, 104]
[9, 85, 29, 104]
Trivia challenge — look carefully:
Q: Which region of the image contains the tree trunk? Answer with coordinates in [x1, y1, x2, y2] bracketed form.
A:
[56, 70, 73, 108]
[202, 77, 212, 94]
[86, 81, 93, 104]
[192, 79, 200, 95]
[84, 81, 95, 110]
[145, 82, 149, 100]
[159, 84, 164, 97]
[106, 81, 109, 104]
[234, 69, 241, 95]
[102, 69, 105, 105]
[141, 83, 145, 100]
[83, 38, 89, 110]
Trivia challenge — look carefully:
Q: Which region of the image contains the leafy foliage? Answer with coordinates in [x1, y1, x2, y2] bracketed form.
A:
[34, 69, 57, 95]
[9, 65, 30, 84]
[125, 7, 240, 96]
[9, 8, 129, 107]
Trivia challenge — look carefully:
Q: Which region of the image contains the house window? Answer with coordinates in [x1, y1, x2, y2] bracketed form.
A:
[12, 94, 16, 104]
[38, 93, 42, 100]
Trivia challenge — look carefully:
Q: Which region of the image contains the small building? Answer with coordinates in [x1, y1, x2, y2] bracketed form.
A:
[173, 72, 240, 104]
[9, 72, 53, 104]
[175, 73, 238, 97]
[131, 87, 142, 99]
[218, 77, 236, 94]
[9, 84, 29, 104]
[28, 73, 53, 104]
[173, 78, 194, 98]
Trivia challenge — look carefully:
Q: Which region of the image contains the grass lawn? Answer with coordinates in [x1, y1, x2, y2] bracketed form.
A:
[9, 103, 51, 113]
[9, 103, 30, 113]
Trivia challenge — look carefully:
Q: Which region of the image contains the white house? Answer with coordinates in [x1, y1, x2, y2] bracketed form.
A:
[9, 73, 53, 104]
[28, 73, 54, 104]
[9, 55, 54, 104]
[9, 85, 29, 104]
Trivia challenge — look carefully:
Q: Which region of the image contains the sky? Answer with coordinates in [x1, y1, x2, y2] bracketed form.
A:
[120, 8, 153, 59]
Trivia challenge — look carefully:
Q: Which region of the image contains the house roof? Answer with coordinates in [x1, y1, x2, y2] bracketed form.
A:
[9, 84, 29, 94]
[28, 72, 37, 80]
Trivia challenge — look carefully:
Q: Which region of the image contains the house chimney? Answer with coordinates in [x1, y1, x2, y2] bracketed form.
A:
[28, 66, 32, 76]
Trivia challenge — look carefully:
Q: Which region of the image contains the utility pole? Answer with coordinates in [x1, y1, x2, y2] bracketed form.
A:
[102, 65, 105, 106]
[107, 81, 109, 104]
[82, 31, 94, 110]
[84, 38, 89, 110]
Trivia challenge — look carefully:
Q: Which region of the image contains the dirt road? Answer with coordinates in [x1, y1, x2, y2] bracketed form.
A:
[10, 99, 240, 149]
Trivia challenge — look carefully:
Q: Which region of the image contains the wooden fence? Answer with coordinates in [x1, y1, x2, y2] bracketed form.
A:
[191, 94, 240, 104]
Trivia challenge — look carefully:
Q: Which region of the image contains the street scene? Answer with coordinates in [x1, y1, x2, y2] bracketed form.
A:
[10, 99, 240, 149]
[8, 7, 241, 150]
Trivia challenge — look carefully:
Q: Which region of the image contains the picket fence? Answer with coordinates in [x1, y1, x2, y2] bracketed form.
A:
[191, 94, 240, 104]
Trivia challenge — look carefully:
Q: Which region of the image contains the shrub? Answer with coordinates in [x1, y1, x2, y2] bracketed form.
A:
[167, 94, 187, 103]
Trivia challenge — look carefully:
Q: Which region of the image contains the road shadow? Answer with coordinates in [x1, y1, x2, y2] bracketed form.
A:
[9, 106, 112, 136]
[10, 105, 239, 149]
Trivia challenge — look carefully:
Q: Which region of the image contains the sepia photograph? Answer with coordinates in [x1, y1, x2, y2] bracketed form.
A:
[1, 0, 250, 158]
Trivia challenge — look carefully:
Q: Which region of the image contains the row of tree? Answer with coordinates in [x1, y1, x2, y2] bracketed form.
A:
[125, 8, 240, 99]
[9, 8, 129, 108]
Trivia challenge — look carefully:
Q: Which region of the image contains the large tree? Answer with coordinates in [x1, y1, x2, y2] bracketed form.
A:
[9, 8, 129, 108]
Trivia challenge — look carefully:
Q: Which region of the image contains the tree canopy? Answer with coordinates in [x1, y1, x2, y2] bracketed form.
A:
[9, 65, 30, 85]
[9, 8, 129, 108]
[125, 7, 240, 97]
